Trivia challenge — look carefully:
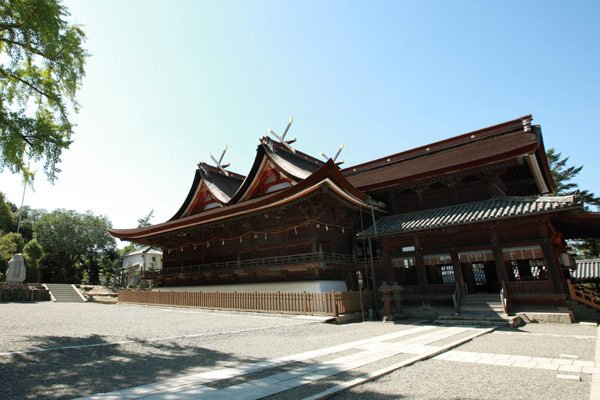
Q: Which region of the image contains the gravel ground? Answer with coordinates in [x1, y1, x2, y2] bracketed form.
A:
[0, 303, 419, 399]
[333, 359, 591, 400]
[1, 303, 596, 400]
[458, 326, 596, 360]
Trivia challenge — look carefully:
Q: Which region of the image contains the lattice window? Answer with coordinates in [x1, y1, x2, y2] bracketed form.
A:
[440, 264, 456, 284]
[472, 263, 487, 285]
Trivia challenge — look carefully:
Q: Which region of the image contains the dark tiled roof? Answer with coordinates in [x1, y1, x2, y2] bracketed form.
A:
[358, 196, 581, 237]
[345, 131, 539, 190]
[572, 259, 600, 281]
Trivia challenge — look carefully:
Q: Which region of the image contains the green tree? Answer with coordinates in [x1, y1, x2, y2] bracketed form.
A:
[0, 231, 24, 272]
[547, 148, 600, 210]
[34, 209, 117, 283]
[0, 192, 15, 232]
[137, 209, 154, 228]
[23, 236, 42, 281]
[547, 148, 600, 258]
[0, 0, 87, 182]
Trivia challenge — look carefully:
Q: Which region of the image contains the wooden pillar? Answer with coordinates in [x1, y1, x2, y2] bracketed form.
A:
[539, 224, 565, 293]
[382, 240, 394, 283]
[489, 229, 509, 289]
[414, 236, 428, 295]
[451, 250, 466, 295]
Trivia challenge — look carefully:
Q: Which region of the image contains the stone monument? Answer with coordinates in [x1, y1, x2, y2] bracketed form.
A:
[6, 253, 26, 283]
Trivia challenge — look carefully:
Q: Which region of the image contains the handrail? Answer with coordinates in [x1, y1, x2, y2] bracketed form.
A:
[142, 252, 355, 278]
[452, 281, 461, 314]
[567, 279, 600, 311]
[500, 279, 509, 314]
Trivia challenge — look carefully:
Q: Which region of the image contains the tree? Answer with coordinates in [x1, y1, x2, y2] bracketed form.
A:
[0, 231, 24, 272]
[0, 192, 15, 232]
[547, 148, 600, 210]
[23, 236, 42, 281]
[34, 209, 118, 283]
[547, 148, 600, 258]
[0, 0, 87, 182]
[137, 209, 154, 228]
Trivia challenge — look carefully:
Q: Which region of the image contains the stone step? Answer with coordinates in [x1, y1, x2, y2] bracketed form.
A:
[44, 284, 85, 302]
[435, 314, 520, 327]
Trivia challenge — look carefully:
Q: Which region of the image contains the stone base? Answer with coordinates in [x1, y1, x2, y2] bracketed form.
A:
[517, 311, 574, 324]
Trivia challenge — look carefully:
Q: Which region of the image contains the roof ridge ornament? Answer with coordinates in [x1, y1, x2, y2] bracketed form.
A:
[522, 117, 532, 132]
[321, 144, 345, 166]
[268, 117, 297, 153]
[209, 145, 231, 176]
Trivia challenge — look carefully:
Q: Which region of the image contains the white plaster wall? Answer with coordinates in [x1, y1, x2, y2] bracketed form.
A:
[123, 254, 144, 268]
[153, 280, 348, 293]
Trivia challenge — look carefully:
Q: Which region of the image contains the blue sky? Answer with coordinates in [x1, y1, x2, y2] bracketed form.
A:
[1, 0, 599, 241]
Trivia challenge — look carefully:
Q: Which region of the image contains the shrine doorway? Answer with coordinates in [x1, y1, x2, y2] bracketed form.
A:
[462, 261, 499, 293]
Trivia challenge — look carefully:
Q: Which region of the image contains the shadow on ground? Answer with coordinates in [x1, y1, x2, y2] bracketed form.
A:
[0, 334, 256, 399]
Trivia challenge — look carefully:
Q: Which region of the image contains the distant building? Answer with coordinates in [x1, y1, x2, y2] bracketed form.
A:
[121, 246, 163, 287]
[110, 115, 600, 308]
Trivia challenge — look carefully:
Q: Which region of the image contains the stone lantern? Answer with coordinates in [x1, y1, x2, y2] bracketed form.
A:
[378, 281, 392, 321]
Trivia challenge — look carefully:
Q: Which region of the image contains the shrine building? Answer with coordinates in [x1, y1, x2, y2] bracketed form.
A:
[109, 115, 600, 308]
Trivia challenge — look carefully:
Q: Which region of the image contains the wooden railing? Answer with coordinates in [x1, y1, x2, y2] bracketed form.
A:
[118, 290, 374, 317]
[567, 279, 600, 311]
[143, 252, 355, 278]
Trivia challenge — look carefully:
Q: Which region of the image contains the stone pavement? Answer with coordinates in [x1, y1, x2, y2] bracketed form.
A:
[80, 325, 492, 399]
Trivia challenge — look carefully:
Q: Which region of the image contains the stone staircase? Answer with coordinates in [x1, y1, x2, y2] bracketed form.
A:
[44, 283, 86, 302]
[436, 293, 520, 327]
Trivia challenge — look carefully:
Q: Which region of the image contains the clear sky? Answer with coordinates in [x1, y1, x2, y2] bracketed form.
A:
[1, 0, 599, 245]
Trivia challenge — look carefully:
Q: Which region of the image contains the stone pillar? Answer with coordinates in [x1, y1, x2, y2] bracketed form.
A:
[379, 282, 392, 321]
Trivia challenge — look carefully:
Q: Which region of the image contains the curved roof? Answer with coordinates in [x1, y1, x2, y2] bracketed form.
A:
[110, 160, 373, 241]
[170, 163, 244, 220]
[229, 136, 324, 203]
[358, 195, 581, 237]
[342, 115, 555, 192]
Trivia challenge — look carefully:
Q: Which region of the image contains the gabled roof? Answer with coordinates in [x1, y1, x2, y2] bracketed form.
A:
[170, 163, 245, 220]
[358, 195, 581, 238]
[229, 137, 324, 203]
[343, 115, 555, 192]
[110, 160, 374, 241]
[122, 246, 163, 257]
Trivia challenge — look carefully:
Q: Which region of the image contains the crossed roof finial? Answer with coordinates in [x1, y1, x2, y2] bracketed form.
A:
[268, 117, 297, 153]
[209, 145, 230, 176]
[320, 144, 345, 166]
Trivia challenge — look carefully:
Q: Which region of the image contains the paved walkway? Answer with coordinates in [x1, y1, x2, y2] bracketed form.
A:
[80, 325, 491, 399]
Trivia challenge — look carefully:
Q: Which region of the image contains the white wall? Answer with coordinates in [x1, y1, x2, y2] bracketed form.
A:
[122, 252, 163, 271]
[153, 280, 348, 293]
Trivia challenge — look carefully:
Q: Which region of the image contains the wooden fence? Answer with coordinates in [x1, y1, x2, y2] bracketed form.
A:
[118, 289, 374, 317]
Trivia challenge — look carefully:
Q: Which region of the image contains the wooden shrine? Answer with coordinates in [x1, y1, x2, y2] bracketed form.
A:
[110, 115, 600, 308]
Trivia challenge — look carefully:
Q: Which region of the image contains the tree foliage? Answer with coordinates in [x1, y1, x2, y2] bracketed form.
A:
[23, 236, 42, 281]
[0, 231, 24, 274]
[0, 192, 15, 232]
[547, 148, 600, 258]
[137, 209, 154, 228]
[34, 209, 118, 283]
[547, 148, 600, 210]
[0, 0, 87, 182]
